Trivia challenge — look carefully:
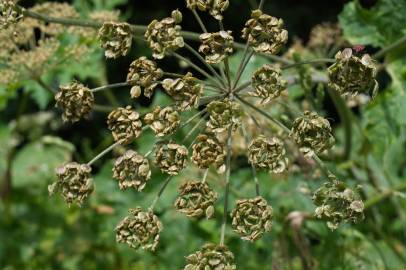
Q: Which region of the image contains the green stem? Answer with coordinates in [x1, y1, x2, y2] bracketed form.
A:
[282, 58, 335, 70]
[232, 45, 253, 89]
[91, 82, 131, 92]
[191, 9, 207, 33]
[327, 88, 352, 161]
[220, 127, 232, 246]
[87, 141, 120, 166]
[241, 123, 260, 196]
[184, 43, 225, 87]
[373, 35, 406, 59]
[149, 176, 173, 210]
[364, 182, 406, 209]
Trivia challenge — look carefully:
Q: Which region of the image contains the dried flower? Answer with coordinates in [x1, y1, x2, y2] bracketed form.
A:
[162, 72, 203, 111]
[251, 65, 287, 104]
[174, 180, 218, 219]
[199, 31, 234, 64]
[112, 150, 151, 191]
[313, 176, 364, 230]
[145, 10, 184, 59]
[48, 162, 93, 207]
[98, 22, 132, 58]
[144, 106, 180, 137]
[186, 0, 229, 20]
[184, 243, 236, 270]
[207, 99, 243, 133]
[0, 0, 21, 29]
[328, 48, 378, 97]
[192, 133, 225, 172]
[55, 82, 94, 123]
[126, 57, 163, 98]
[115, 207, 163, 251]
[107, 106, 143, 145]
[242, 9, 288, 55]
[154, 141, 188, 175]
[248, 135, 288, 173]
[231, 196, 273, 241]
[290, 111, 335, 156]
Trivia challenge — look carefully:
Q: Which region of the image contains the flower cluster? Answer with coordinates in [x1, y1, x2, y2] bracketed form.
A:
[206, 99, 243, 133]
[126, 56, 163, 98]
[162, 72, 203, 111]
[192, 134, 226, 172]
[328, 48, 378, 97]
[174, 180, 218, 219]
[251, 65, 287, 104]
[312, 176, 365, 230]
[49, 162, 94, 207]
[116, 207, 163, 251]
[144, 106, 181, 137]
[145, 10, 184, 59]
[231, 196, 273, 241]
[248, 135, 288, 173]
[154, 141, 188, 175]
[199, 31, 234, 64]
[0, 0, 21, 29]
[98, 22, 132, 58]
[112, 150, 151, 191]
[107, 106, 143, 145]
[55, 82, 94, 123]
[184, 243, 236, 270]
[242, 9, 288, 55]
[186, 0, 229, 20]
[290, 111, 335, 156]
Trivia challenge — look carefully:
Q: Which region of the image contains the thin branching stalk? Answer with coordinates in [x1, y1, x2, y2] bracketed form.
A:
[91, 82, 131, 92]
[220, 127, 232, 246]
[93, 104, 116, 113]
[181, 113, 207, 143]
[149, 175, 173, 210]
[373, 35, 406, 59]
[87, 141, 121, 166]
[191, 9, 208, 33]
[241, 123, 260, 196]
[201, 168, 209, 184]
[232, 43, 252, 89]
[178, 109, 207, 130]
[281, 58, 335, 70]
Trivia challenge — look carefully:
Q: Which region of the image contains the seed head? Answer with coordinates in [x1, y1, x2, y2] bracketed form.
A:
[251, 64, 287, 104]
[207, 99, 244, 133]
[199, 31, 234, 64]
[154, 141, 188, 175]
[107, 106, 143, 145]
[174, 180, 218, 219]
[98, 22, 132, 58]
[242, 9, 288, 55]
[186, 0, 229, 20]
[144, 106, 181, 137]
[192, 133, 226, 173]
[231, 196, 273, 241]
[115, 207, 163, 251]
[49, 162, 93, 207]
[112, 150, 151, 191]
[184, 243, 236, 270]
[55, 82, 94, 123]
[0, 0, 21, 29]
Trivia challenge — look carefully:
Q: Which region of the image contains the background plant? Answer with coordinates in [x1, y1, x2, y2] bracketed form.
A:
[1, 0, 406, 269]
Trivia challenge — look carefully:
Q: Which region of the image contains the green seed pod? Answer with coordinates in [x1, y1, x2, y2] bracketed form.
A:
[174, 180, 218, 219]
[98, 22, 132, 58]
[251, 64, 287, 104]
[144, 106, 181, 137]
[126, 56, 163, 98]
[145, 11, 184, 59]
[55, 82, 94, 123]
[191, 134, 226, 173]
[154, 141, 188, 175]
[248, 135, 288, 174]
[328, 48, 378, 97]
[242, 9, 288, 55]
[199, 31, 234, 64]
[107, 106, 143, 145]
[231, 196, 273, 241]
[184, 243, 236, 270]
[112, 150, 151, 191]
[312, 176, 364, 230]
[162, 72, 203, 111]
[206, 99, 243, 133]
[49, 162, 94, 207]
[115, 207, 163, 251]
[289, 111, 335, 156]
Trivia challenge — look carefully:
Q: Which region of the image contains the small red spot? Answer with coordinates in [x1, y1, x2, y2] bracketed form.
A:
[352, 45, 365, 53]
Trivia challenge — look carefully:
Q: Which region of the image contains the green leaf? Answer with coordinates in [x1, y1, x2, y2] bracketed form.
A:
[339, 0, 406, 47]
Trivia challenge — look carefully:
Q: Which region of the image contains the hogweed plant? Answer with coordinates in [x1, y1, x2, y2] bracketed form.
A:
[3, 0, 395, 267]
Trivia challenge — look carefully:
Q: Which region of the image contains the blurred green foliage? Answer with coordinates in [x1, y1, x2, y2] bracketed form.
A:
[1, 0, 406, 269]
